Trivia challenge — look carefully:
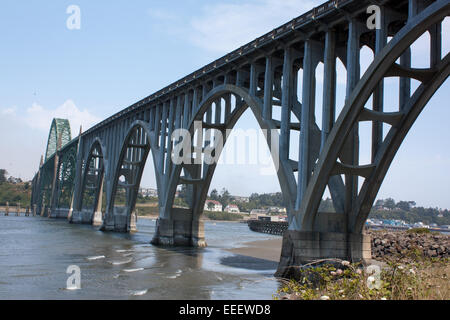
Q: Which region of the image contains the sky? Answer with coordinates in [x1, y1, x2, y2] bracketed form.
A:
[0, 0, 449, 209]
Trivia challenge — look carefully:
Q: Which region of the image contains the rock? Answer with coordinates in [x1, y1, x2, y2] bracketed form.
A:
[427, 250, 437, 257]
[368, 230, 449, 260]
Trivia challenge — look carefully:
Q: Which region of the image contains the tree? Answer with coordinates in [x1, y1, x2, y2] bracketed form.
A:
[396, 201, 412, 212]
[384, 198, 396, 210]
[0, 169, 7, 184]
[178, 185, 189, 204]
[210, 189, 220, 201]
[375, 199, 385, 207]
[207, 201, 215, 211]
[219, 188, 231, 208]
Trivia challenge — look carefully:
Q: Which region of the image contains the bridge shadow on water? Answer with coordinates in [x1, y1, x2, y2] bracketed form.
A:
[220, 255, 279, 271]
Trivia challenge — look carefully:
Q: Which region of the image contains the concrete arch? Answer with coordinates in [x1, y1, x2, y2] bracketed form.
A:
[56, 152, 77, 209]
[163, 84, 297, 223]
[299, 1, 450, 232]
[78, 138, 108, 224]
[104, 120, 157, 232]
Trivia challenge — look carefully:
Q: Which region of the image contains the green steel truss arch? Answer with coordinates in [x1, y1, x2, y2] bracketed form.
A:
[45, 119, 72, 161]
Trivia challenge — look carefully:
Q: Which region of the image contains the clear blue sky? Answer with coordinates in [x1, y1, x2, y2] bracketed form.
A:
[0, 1, 449, 208]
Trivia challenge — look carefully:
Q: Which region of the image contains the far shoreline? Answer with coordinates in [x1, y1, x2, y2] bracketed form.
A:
[137, 215, 246, 224]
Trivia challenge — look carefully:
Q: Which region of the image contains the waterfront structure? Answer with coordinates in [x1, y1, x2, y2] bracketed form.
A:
[31, 0, 449, 276]
[204, 200, 223, 212]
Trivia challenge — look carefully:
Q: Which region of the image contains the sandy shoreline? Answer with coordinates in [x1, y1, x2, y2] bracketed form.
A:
[137, 215, 282, 269]
[227, 239, 283, 262]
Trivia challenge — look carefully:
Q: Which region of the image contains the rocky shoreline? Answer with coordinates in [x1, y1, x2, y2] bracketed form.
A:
[368, 230, 450, 259]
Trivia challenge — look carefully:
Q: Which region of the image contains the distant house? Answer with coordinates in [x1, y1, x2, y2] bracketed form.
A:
[268, 207, 287, 214]
[139, 188, 158, 198]
[231, 196, 250, 203]
[204, 200, 223, 212]
[225, 204, 240, 213]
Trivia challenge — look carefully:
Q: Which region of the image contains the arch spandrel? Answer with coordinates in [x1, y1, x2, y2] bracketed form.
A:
[162, 84, 298, 223]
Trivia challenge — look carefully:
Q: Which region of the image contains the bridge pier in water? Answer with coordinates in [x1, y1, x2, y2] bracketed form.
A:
[152, 209, 206, 247]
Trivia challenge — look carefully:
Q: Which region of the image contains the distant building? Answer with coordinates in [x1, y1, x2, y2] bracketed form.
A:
[205, 200, 223, 212]
[255, 214, 286, 222]
[412, 222, 429, 229]
[250, 209, 269, 221]
[268, 207, 286, 214]
[250, 209, 269, 216]
[139, 188, 158, 198]
[232, 196, 250, 203]
[225, 204, 240, 213]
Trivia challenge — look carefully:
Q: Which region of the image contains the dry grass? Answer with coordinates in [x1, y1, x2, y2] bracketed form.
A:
[275, 250, 449, 300]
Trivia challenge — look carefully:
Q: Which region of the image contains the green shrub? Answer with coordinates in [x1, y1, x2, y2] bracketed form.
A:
[203, 211, 243, 221]
[407, 228, 432, 235]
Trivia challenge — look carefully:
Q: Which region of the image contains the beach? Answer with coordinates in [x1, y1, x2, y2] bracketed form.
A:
[227, 238, 283, 262]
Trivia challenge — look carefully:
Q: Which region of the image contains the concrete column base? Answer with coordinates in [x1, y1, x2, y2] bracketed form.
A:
[151, 217, 207, 248]
[100, 207, 137, 233]
[92, 211, 103, 227]
[67, 208, 73, 221]
[70, 209, 94, 224]
[129, 211, 138, 232]
[275, 230, 372, 279]
[50, 208, 70, 219]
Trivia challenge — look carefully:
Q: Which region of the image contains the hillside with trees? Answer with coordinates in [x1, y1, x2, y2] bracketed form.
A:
[0, 169, 31, 207]
[319, 197, 450, 226]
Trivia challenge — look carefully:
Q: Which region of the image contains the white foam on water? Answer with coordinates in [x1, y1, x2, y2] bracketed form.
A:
[176, 269, 182, 274]
[166, 274, 181, 279]
[123, 268, 144, 273]
[122, 253, 134, 257]
[87, 256, 106, 261]
[131, 289, 148, 296]
[116, 249, 134, 253]
[109, 258, 133, 265]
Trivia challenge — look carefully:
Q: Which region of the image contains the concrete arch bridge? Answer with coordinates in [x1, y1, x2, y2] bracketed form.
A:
[31, 0, 450, 276]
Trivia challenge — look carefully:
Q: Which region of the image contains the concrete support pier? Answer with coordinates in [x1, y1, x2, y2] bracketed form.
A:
[275, 212, 371, 278]
[275, 230, 371, 278]
[101, 207, 138, 233]
[70, 209, 93, 224]
[50, 208, 70, 219]
[92, 211, 103, 227]
[151, 209, 206, 247]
